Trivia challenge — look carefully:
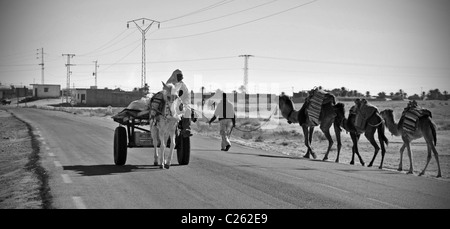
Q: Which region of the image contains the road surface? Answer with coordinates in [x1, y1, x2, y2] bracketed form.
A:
[9, 107, 450, 209]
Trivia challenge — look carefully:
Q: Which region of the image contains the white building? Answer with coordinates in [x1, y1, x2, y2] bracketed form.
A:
[30, 84, 60, 98]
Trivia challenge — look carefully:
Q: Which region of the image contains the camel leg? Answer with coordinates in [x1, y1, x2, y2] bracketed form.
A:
[431, 145, 442, 178]
[350, 133, 357, 165]
[398, 143, 406, 171]
[405, 141, 414, 174]
[366, 128, 381, 168]
[334, 122, 342, 163]
[419, 144, 433, 176]
[350, 133, 356, 165]
[420, 138, 442, 177]
[302, 125, 313, 159]
[309, 127, 317, 159]
[378, 126, 387, 169]
[350, 134, 364, 166]
[321, 124, 334, 162]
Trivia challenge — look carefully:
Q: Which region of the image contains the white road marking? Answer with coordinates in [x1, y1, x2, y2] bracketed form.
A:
[41, 141, 47, 145]
[61, 174, 72, 184]
[48, 152, 55, 157]
[45, 146, 50, 151]
[367, 198, 406, 209]
[72, 196, 87, 209]
[53, 161, 62, 167]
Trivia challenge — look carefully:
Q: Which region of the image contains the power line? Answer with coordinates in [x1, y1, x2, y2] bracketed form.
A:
[98, 43, 141, 73]
[78, 29, 137, 57]
[161, 0, 278, 30]
[75, 56, 237, 68]
[160, 0, 235, 23]
[255, 56, 450, 71]
[78, 37, 141, 58]
[150, 0, 319, 40]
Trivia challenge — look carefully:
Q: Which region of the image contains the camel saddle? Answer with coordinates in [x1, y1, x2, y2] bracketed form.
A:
[301, 89, 335, 126]
[400, 107, 432, 135]
[354, 103, 378, 133]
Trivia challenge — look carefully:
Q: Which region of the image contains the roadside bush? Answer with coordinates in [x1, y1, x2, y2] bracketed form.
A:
[241, 132, 253, 140]
[280, 141, 289, 146]
[255, 135, 264, 142]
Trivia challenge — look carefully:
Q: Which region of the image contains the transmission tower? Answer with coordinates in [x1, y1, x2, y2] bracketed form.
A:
[37, 48, 44, 84]
[93, 60, 99, 88]
[239, 55, 253, 93]
[127, 18, 160, 88]
[62, 54, 75, 103]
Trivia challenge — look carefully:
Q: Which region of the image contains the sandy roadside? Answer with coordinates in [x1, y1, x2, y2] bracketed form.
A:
[0, 108, 51, 209]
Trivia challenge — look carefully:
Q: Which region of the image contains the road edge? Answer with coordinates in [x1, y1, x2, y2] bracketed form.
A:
[10, 110, 53, 209]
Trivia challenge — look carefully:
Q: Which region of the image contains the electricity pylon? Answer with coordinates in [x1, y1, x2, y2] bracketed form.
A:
[127, 18, 160, 88]
[239, 55, 253, 94]
[37, 48, 44, 84]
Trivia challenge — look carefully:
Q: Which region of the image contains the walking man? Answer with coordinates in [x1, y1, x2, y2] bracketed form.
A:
[209, 93, 236, 151]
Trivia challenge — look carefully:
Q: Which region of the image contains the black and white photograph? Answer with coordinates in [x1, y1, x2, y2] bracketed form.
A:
[1, 0, 449, 218]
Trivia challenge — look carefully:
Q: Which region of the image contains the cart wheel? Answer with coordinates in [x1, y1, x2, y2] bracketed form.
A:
[176, 135, 190, 165]
[114, 126, 127, 166]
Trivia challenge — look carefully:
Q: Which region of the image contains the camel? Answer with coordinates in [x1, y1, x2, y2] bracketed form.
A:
[150, 82, 183, 169]
[380, 109, 441, 177]
[278, 94, 344, 161]
[336, 105, 389, 168]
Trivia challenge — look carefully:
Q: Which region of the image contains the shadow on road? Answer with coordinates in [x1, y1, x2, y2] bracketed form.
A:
[63, 164, 163, 176]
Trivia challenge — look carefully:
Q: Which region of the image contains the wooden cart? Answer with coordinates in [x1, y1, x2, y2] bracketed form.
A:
[111, 109, 190, 166]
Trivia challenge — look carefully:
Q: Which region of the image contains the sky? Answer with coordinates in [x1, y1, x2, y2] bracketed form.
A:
[0, 0, 449, 96]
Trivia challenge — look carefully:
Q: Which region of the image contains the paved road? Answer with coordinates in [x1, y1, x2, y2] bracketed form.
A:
[10, 107, 450, 209]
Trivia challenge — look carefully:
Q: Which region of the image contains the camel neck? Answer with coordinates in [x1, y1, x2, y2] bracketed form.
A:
[285, 109, 299, 124]
[385, 115, 401, 136]
[342, 117, 350, 132]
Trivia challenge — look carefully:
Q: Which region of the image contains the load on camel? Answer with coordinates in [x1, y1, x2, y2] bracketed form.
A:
[278, 88, 345, 162]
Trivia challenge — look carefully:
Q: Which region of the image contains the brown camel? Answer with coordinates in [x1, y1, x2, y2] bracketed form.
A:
[278, 94, 344, 161]
[380, 109, 441, 178]
[336, 105, 389, 168]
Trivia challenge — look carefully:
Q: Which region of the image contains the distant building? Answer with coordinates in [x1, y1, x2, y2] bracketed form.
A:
[30, 84, 61, 98]
[71, 88, 145, 107]
[0, 85, 13, 99]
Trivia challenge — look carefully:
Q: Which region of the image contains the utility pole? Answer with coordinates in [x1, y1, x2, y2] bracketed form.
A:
[37, 48, 44, 84]
[62, 54, 75, 103]
[239, 55, 253, 94]
[127, 18, 160, 88]
[93, 60, 99, 88]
